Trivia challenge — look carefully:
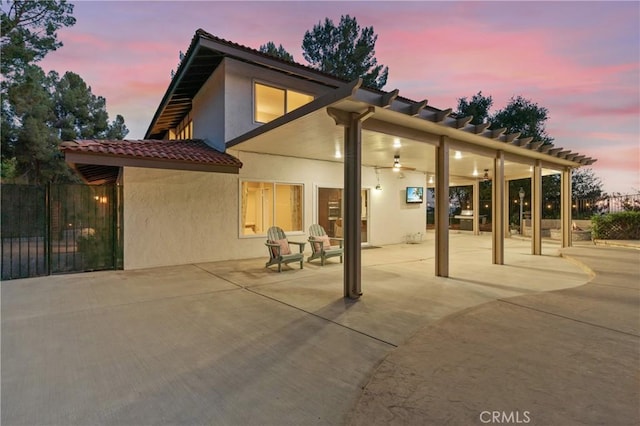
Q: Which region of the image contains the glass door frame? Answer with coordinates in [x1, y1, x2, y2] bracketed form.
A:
[315, 185, 370, 246]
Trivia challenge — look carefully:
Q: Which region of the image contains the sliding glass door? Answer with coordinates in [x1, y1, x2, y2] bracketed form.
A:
[317, 187, 369, 243]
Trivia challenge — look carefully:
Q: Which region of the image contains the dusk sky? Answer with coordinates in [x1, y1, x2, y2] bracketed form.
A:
[39, 1, 639, 194]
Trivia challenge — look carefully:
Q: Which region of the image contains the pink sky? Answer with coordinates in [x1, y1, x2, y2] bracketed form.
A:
[39, 1, 639, 194]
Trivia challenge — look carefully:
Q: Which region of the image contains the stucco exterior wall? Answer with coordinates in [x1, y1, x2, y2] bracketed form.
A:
[122, 167, 239, 270]
[122, 153, 427, 270]
[192, 62, 226, 149]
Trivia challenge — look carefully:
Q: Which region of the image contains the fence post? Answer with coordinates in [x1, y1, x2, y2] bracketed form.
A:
[46, 182, 52, 276]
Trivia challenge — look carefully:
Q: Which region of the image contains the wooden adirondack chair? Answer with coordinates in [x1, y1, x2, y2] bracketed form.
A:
[265, 226, 306, 272]
[307, 224, 343, 266]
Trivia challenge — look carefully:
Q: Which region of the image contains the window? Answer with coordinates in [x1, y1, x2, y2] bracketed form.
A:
[241, 181, 303, 236]
[254, 82, 313, 123]
[176, 120, 193, 139]
[170, 117, 193, 140]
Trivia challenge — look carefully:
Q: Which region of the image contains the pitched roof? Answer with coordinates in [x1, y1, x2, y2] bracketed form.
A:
[61, 139, 242, 183]
[145, 29, 354, 139]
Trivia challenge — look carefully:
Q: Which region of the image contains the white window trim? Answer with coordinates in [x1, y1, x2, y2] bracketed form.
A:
[238, 178, 305, 239]
[252, 80, 314, 125]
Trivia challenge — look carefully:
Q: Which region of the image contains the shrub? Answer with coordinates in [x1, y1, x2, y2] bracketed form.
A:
[591, 211, 640, 240]
[77, 227, 113, 270]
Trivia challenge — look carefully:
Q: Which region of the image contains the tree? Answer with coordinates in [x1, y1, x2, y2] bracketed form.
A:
[1, 0, 75, 79]
[259, 41, 294, 62]
[1, 1, 128, 184]
[2, 0, 76, 183]
[572, 168, 604, 200]
[5, 65, 77, 183]
[52, 71, 110, 140]
[106, 114, 129, 140]
[456, 91, 493, 125]
[302, 15, 388, 89]
[490, 95, 553, 144]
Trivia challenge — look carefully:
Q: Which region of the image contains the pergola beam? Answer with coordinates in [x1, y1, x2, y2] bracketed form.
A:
[455, 115, 474, 129]
[564, 153, 578, 161]
[487, 128, 506, 139]
[380, 89, 399, 108]
[528, 141, 544, 150]
[547, 147, 564, 156]
[503, 132, 521, 143]
[410, 100, 428, 116]
[539, 144, 553, 153]
[435, 108, 452, 123]
[474, 122, 491, 134]
[513, 137, 533, 147]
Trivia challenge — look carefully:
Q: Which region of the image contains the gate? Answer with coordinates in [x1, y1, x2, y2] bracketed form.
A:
[1, 183, 122, 280]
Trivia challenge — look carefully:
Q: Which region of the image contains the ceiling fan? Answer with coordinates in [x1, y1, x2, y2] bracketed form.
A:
[377, 155, 416, 172]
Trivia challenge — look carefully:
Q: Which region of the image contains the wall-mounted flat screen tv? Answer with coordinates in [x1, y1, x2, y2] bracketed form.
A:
[406, 186, 424, 203]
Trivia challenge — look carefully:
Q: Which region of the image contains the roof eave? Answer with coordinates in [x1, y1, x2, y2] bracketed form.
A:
[64, 151, 240, 175]
[144, 33, 202, 139]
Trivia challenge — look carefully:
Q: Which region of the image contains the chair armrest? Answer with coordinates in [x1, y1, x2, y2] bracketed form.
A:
[329, 237, 343, 247]
[265, 242, 281, 256]
[289, 241, 306, 252]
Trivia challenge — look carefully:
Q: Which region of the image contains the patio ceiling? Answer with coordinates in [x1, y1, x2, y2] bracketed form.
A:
[227, 97, 562, 186]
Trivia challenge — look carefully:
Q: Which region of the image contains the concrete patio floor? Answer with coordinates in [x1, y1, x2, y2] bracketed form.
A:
[1, 233, 633, 425]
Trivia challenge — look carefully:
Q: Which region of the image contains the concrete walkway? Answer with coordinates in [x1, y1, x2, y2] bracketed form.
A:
[349, 243, 640, 426]
[0, 234, 635, 425]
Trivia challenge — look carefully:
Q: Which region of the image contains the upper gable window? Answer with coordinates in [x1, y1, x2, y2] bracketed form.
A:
[176, 120, 193, 139]
[254, 82, 313, 124]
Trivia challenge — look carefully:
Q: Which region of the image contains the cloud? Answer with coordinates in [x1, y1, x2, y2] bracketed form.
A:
[34, 1, 639, 193]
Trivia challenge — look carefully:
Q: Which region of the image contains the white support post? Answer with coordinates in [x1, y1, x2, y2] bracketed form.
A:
[504, 178, 510, 238]
[532, 160, 542, 255]
[473, 180, 480, 236]
[492, 151, 505, 265]
[435, 136, 450, 277]
[561, 167, 572, 248]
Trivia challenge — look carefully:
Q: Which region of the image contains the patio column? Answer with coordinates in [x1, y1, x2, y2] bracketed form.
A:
[531, 160, 542, 254]
[561, 167, 573, 248]
[504, 178, 510, 238]
[492, 151, 505, 264]
[343, 108, 375, 299]
[435, 135, 450, 277]
[473, 180, 480, 236]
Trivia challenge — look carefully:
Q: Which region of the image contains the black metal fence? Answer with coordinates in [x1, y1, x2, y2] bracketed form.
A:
[426, 190, 640, 230]
[1, 183, 122, 280]
[524, 193, 640, 220]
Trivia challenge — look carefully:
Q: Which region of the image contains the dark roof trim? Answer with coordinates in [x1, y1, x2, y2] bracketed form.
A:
[196, 30, 347, 87]
[145, 29, 353, 139]
[144, 32, 203, 139]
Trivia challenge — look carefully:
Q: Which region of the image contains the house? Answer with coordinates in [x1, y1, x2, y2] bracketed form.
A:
[62, 29, 595, 298]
